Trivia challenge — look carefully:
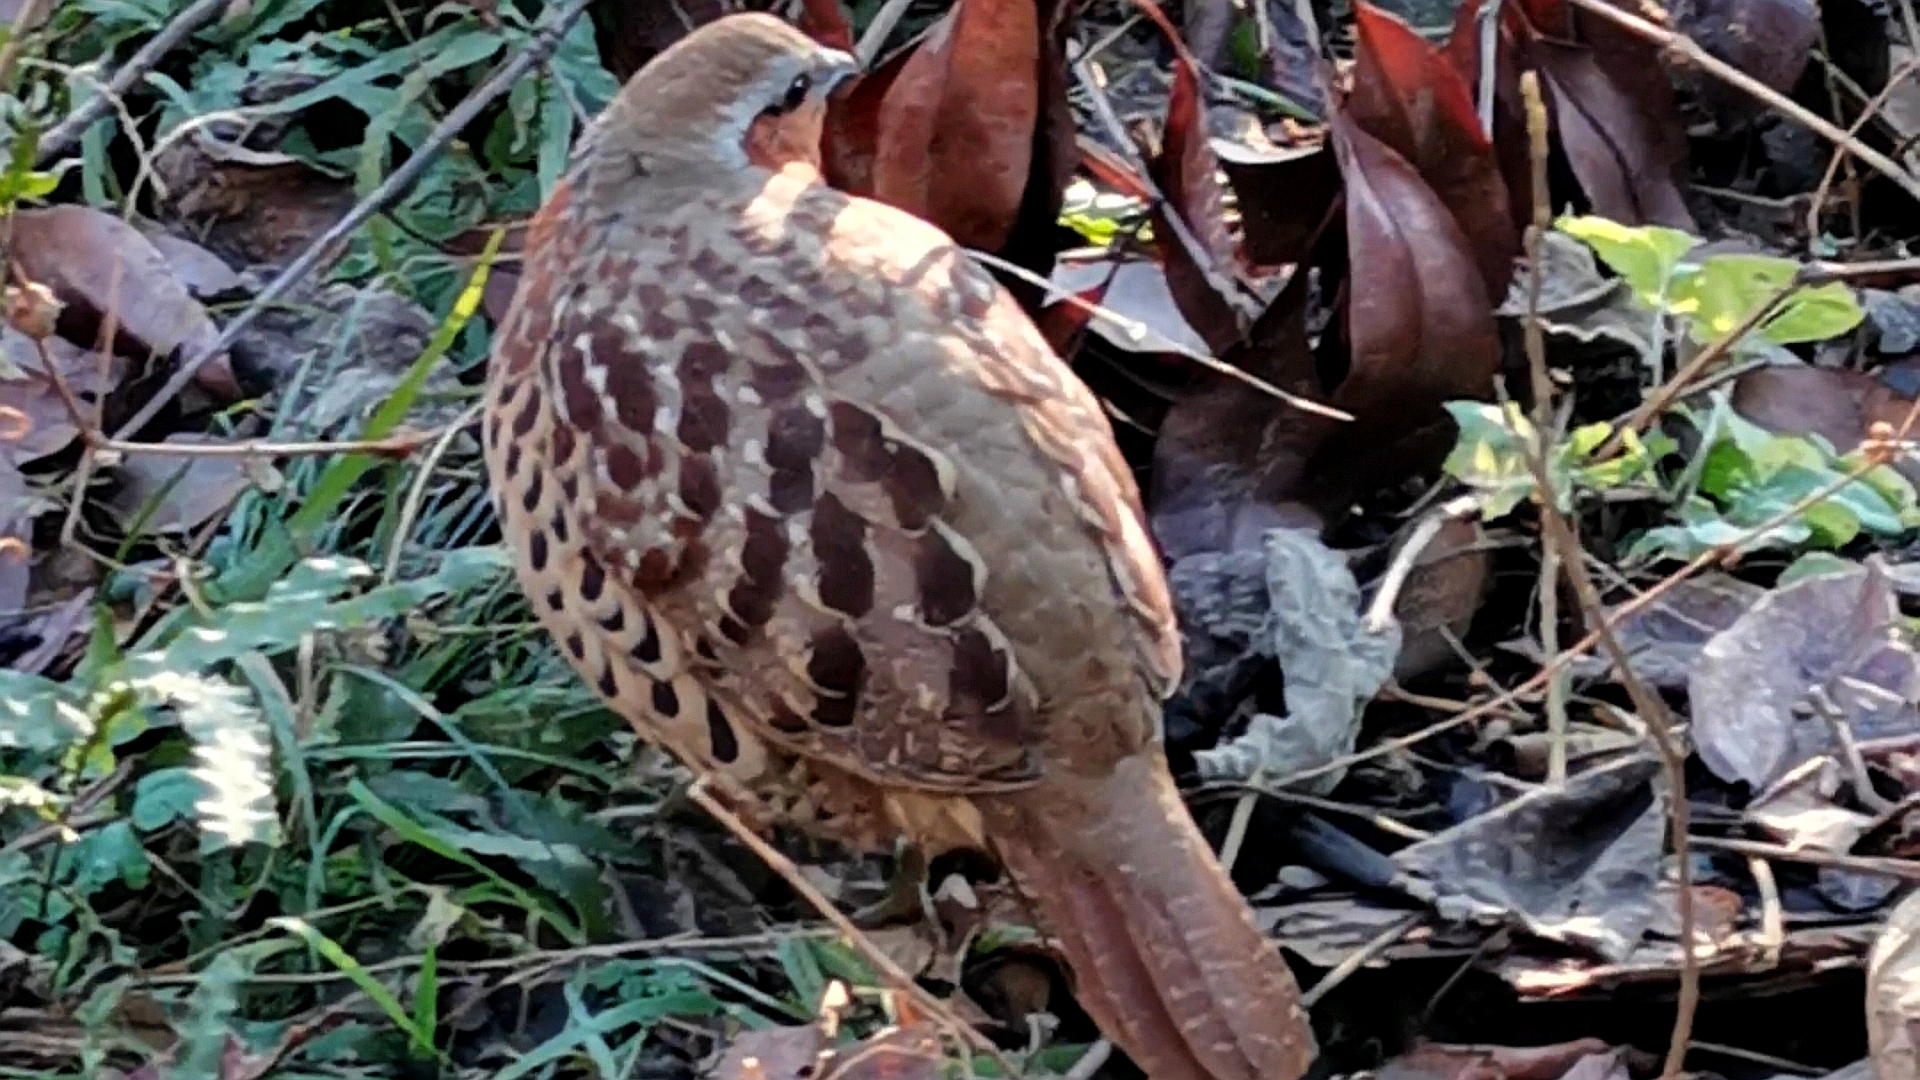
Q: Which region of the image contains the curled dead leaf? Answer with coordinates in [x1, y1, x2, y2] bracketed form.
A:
[1525, 11, 1695, 228]
[0, 328, 117, 462]
[1145, 1, 1255, 352]
[1732, 366, 1920, 482]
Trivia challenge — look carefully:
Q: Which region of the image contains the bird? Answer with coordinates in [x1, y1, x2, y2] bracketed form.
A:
[481, 13, 1316, 1080]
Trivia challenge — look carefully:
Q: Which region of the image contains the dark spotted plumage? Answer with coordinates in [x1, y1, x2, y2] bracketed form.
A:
[480, 14, 1312, 1080]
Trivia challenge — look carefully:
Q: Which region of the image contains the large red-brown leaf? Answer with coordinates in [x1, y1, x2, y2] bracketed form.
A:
[796, 0, 855, 50]
[1217, 142, 1341, 269]
[1127, 0, 1250, 353]
[1324, 106, 1501, 491]
[994, 0, 1081, 284]
[1527, 3, 1695, 229]
[822, 44, 917, 198]
[870, 0, 1041, 251]
[1148, 97, 1502, 550]
[1441, 0, 1537, 235]
[1349, 2, 1519, 302]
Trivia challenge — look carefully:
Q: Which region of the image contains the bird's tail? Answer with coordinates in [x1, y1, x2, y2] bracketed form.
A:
[979, 753, 1317, 1080]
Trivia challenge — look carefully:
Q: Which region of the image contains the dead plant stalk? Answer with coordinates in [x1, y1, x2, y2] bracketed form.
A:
[684, 778, 1020, 1077]
[1518, 73, 1696, 1077]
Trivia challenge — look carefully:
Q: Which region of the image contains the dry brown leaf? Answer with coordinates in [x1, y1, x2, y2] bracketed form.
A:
[6, 588, 92, 675]
[0, 456, 27, 616]
[1378, 1040, 1618, 1080]
[110, 435, 261, 534]
[152, 140, 356, 270]
[8, 206, 239, 399]
[1733, 366, 1918, 479]
[710, 1024, 945, 1080]
[1218, 141, 1341, 269]
[1672, 0, 1818, 128]
[795, 0, 854, 50]
[870, 0, 1041, 251]
[1391, 517, 1492, 680]
[139, 228, 244, 299]
[1690, 562, 1917, 790]
[1871, 888, 1920, 1080]
[822, 47, 918, 199]
[1149, 301, 1327, 558]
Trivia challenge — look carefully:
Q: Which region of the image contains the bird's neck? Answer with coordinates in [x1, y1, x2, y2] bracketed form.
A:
[570, 145, 822, 225]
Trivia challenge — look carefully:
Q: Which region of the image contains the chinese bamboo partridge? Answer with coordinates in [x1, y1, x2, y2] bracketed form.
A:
[482, 14, 1315, 1080]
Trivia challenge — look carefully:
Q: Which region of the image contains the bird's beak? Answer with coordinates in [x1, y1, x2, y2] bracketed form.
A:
[817, 49, 859, 96]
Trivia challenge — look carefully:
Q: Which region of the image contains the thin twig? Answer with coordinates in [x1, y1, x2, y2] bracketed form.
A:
[1062, 1040, 1113, 1080]
[1688, 1042, 1823, 1077]
[107, 0, 593, 443]
[36, 0, 229, 164]
[382, 402, 485, 583]
[1565, 0, 1920, 207]
[685, 779, 1019, 1077]
[1609, 280, 1797, 448]
[1692, 835, 1920, 879]
[966, 247, 1350, 420]
[1517, 77, 1569, 788]
[1808, 60, 1920, 235]
[95, 433, 440, 459]
[1362, 494, 1480, 634]
[1298, 912, 1424, 1008]
[1747, 856, 1783, 970]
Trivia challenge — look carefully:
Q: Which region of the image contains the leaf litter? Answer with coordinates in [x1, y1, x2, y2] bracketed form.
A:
[10, 0, 1920, 1076]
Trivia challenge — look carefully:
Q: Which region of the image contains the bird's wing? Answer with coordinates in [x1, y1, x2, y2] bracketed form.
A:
[497, 170, 1177, 795]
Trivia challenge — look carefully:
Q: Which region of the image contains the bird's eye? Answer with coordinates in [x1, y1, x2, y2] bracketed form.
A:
[779, 72, 812, 113]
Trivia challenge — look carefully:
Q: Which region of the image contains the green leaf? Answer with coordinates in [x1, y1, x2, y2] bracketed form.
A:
[1799, 497, 1861, 547]
[131, 768, 202, 831]
[346, 779, 583, 943]
[273, 916, 443, 1062]
[1556, 215, 1697, 305]
[1779, 550, 1857, 586]
[1765, 282, 1864, 344]
[1441, 401, 1535, 519]
[0, 672, 90, 752]
[1673, 253, 1795, 343]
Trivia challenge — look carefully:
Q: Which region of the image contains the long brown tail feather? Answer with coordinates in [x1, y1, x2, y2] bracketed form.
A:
[982, 754, 1316, 1080]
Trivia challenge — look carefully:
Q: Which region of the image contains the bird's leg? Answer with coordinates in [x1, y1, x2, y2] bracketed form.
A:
[848, 840, 934, 929]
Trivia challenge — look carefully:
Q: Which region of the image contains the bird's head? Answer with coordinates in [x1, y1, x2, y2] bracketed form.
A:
[585, 13, 858, 181]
